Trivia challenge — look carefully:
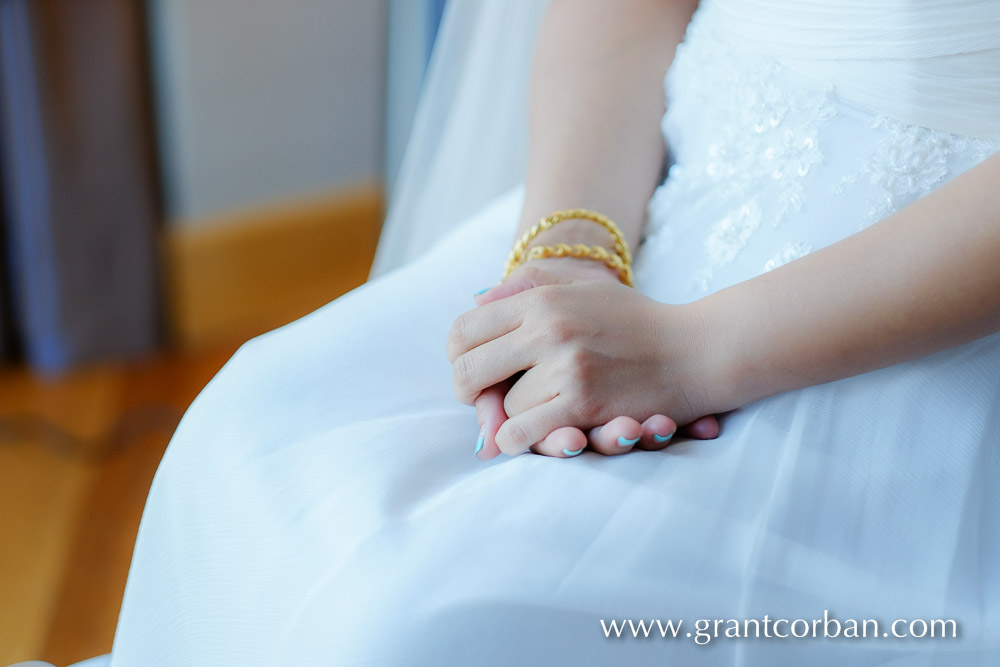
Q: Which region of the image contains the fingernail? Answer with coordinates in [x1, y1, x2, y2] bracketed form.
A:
[653, 431, 674, 443]
[474, 287, 490, 296]
[617, 435, 640, 447]
[474, 425, 486, 457]
[562, 446, 585, 457]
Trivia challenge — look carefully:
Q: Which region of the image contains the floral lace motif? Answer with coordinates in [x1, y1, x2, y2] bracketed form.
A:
[835, 115, 1000, 229]
[763, 241, 813, 273]
[645, 12, 1000, 295]
[645, 21, 837, 292]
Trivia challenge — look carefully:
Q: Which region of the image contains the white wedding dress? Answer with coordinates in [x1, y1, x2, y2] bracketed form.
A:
[111, 1, 1000, 665]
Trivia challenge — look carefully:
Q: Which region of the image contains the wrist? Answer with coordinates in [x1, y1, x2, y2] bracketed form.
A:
[511, 218, 631, 284]
[519, 255, 620, 282]
[689, 290, 764, 414]
[668, 297, 742, 418]
[517, 217, 621, 254]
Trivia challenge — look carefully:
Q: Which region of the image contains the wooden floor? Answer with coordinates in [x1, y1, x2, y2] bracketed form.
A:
[0, 188, 379, 666]
[0, 216, 378, 666]
[0, 340, 242, 666]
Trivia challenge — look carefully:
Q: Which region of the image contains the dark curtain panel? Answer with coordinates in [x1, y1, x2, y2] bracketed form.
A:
[0, 207, 15, 361]
[0, 0, 160, 371]
[0, 158, 14, 361]
[0, 17, 17, 362]
[0, 84, 8, 358]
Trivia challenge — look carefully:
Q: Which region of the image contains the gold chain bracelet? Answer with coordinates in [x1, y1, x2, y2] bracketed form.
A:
[519, 243, 634, 287]
[501, 209, 634, 286]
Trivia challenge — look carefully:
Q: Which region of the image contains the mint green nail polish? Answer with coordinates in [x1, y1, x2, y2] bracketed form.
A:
[562, 446, 585, 457]
[474, 287, 490, 295]
[474, 426, 486, 456]
[653, 432, 674, 443]
[617, 435, 640, 447]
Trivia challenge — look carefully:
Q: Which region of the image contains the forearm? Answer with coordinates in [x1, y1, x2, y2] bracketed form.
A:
[701, 152, 1000, 412]
[517, 0, 698, 252]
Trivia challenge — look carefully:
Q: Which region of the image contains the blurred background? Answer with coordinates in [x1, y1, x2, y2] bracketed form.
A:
[0, 0, 447, 663]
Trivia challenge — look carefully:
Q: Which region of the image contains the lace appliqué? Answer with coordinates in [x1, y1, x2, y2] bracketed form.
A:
[835, 115, 1000, 229]
[643, 11, 1000, 295]
[645, 22, 837, 293]
[762, 241, 813, 273]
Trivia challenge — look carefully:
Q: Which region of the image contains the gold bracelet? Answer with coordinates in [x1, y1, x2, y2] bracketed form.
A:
[502, 208, 633, 285]
[517, 243, 635, 287]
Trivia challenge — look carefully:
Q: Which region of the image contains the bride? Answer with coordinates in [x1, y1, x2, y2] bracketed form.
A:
[110, 0, 1000, 664]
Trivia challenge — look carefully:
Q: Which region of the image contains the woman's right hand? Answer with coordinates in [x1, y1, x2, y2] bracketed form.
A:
[469, 261, 719, 460]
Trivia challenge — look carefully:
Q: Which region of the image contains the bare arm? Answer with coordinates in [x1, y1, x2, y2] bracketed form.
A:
[515, 0, 698, 255]
[699, 152, 1000, 413]
[464, 0, 706, 460]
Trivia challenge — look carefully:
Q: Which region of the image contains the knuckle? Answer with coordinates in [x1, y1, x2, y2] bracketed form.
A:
[452, 354, 478, 402]
[502, 392, 521, 418]
[567, 343, 590, 366]
[522, 323, 548, 350]
[565, 346, 595, 384]
[447, 313, 472, 358]
[518, 264, 544, 284]
[549, 317, 575, 344]
[497, 419, 530, 453]
[531, 284, 560, 307]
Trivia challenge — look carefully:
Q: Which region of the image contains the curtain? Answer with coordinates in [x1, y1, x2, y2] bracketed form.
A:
[0, 0, 161, 371]
[0, 133, 13, 359]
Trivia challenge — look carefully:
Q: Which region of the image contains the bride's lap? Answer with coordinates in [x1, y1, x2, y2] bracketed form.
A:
[191, 194, 519, 442]
[117, 192, 762, 663]
[144, 192, 524, 531]
[114, 187, 1000, 664]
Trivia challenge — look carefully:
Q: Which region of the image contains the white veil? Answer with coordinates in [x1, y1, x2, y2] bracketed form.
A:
[370, 0, 550, 278]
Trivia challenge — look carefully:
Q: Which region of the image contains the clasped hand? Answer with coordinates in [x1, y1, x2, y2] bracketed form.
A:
[447, 261, 719, 459]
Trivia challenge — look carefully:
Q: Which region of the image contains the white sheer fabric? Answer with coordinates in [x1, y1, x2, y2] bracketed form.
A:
[373, 0, 1000, 278]
[111, 1, 1000, 665]
[708, 0, 1000, 141]
[370, 0, 548, 277]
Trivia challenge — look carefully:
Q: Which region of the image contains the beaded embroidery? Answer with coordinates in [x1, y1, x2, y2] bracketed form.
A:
[644, 19, 837, 292]
[644, 12, 1000, 294]
[835, 115, 1000, 230]
[763, 241, 814, 273]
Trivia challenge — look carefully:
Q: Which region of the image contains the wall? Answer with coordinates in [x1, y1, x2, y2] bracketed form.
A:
[147, 0, 388, 227]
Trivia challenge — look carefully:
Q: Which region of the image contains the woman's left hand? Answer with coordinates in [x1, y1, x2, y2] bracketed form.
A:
[448, 265, 718, 456]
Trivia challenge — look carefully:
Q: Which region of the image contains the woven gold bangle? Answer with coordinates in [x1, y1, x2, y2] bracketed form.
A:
[518, 243, 635, 287]
[502, 208, 634, 286]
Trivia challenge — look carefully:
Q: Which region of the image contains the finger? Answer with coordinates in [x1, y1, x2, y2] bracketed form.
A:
[448, 286, 543, 362]
[495, 395, 575, 456]
[530, 426, 588, 458]
[473, 265, 572, 306]
[452, 331, 535, 405]
[679, 415, 720, 440]
[473, 278, 531, 306]
[447, 301, 523, 363]
[502, 366, 557, 418]
[473, 382, 511, 460]
[586, 416, 644, 456]
[451, 276, 583, 362]
[635, 414, 679, 451]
